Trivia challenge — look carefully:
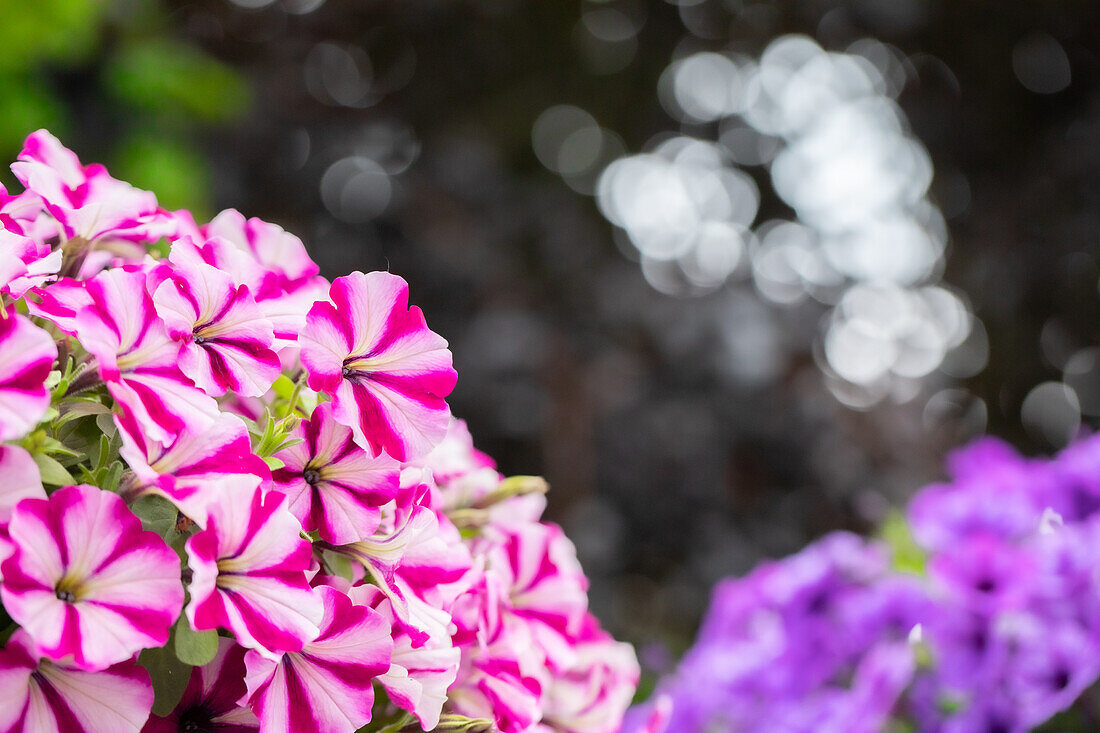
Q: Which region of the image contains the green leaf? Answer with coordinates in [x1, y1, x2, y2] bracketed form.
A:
[174, 618, 219, 667]
[139, 643, 192, 717]
[95, 412, 117, 438]
[262, 455, 285, 471]
[113, 134, 212, 216]
[32, 453, 74, 486]
[56, 400, 110, 427]
[105, 38, 250, 123]
[271, 374, 296, 401]
[101, 461, 125, 493]
[130, 495, 178, 537]
[39, 436, 82, 459]
[879, 510, 926, 576]
[324, 551, 355, 582]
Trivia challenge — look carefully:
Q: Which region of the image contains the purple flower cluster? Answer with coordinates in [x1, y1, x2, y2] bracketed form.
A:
[631, 434, 1100, 733]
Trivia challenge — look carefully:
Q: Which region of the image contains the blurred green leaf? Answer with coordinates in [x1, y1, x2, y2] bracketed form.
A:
[105, 39, 250, 122]
[0, 0, 105, 73]
[0, 74, 67, 164]
[113, 134, 212, 216]
[880, 510, 926, 576]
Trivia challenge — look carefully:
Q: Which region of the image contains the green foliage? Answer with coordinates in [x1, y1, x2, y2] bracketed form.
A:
[105, 39, 250, 123]
[139, 641, 192, 716]
[880, 510, 926, 576]
[0, 0, 105, 73]
[173, 617, 219, 667]
[31, 452, 74, 486]
[0, 74, 67, 162]
[114, 133, 213, 217]
[0, 0, 249, 213]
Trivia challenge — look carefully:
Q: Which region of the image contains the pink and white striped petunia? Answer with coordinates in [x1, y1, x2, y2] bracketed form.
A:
[185, 486, 324, 659]
[0, 310, 57, 442]
[203, 208, 319, 290]
[0, 445, 45, 569]
[0, 629, 154, 733]
[29, 267, 219, 444]
[153, 243, 281, 397]
[11, 129, 175, 246]
[338, 501, 470, 645]
[479, 522, 590, 671]
[242, 585, 393, 733]
[271, 401, 400, 544]
[166, 229, 329, 353]
[116, 409, 268, 526]
[448, 647, 545, 733]
[300, 271, 457, 462]
[142, 637, 259, 733]
[540, 615, 641, 733]
[357, 584, 461, 730]
[0, 484, 185, 671]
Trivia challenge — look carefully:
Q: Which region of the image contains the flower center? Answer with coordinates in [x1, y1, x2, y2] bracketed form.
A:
[178, 705, 215, 732]
[303, 468, 321, 486]
[192, 333, 208, 345]
[54, 576, 82, 603]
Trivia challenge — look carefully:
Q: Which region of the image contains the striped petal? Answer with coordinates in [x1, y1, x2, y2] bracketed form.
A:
[0, 629, 153, 733]
[185, 487, 323, 659]
[0, 310, 56, 442]
[300, 271, 457, 462]
[12, 130, 173, 244]
[243, 585, 392, 733]
[204, 209, 319, 288]
[272, 402, 399, 544]
[154, 249, 280, 397]
[117, 409, 267, 526]
[0, 485, 184, 671]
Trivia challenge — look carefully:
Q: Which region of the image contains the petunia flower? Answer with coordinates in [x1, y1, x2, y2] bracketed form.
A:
[116, 409, 268, 527]
[166, 229, 328, 353]
[0, 217, 60, 299]
[0, 309, 57, 442]
[539, 614, 640, 733]
[11, 129, 175, 248]
[153, 242, 281, 397]
[0, 629, 153, 732]
[355, 583, 461, 730]
[185, 486, 323, 659]
[29, 267, 219, 444]
[203, 208, 319, 291]
[242, 585, 393, 733]
[335, 501, 469, 645]
[142, 637, 259, 733]
[271, 401, 400, 544]
[300, 271, 457, 462]
[447, 649, 544, 733]
[0, 484, 185, 671]
[472, 522, 590, 671]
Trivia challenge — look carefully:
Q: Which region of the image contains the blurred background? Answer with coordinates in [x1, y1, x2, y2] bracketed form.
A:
[11, 0, 1100, 673]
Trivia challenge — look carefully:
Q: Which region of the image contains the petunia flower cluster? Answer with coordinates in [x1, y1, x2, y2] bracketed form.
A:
[630, 433, 1100, 733]
[0, 130, 638, 733]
